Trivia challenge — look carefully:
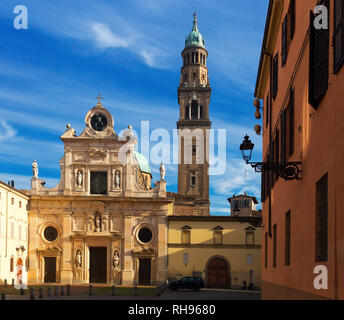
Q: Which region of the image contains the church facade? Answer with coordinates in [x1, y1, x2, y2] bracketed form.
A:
[28, 99, 173, 285]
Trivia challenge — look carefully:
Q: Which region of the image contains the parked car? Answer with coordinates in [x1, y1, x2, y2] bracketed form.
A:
[167, 277, 204, 291]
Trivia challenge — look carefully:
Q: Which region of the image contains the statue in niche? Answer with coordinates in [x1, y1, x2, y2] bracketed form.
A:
[75, 250, 82, 268]
[76, 171, 83, 187]
[113, 251, 120, 269]
[94, 214, 101, 232]
[114, 170, 121, 189]
[160, 162, 166, 181]
[32, 160, 39, 178]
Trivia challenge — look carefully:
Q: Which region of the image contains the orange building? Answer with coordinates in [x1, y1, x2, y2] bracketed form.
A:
[254, 0, 344, 299]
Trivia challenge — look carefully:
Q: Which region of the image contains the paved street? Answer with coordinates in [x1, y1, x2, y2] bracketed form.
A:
[2, 288, 261, 300]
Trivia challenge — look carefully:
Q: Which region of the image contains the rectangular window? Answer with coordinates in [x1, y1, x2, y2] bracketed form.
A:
[246, 231, 254, 246]
[214, 231, 223, 245]
[309, 0, 330, 109]
[19, 201, 22, 208]
[182, 230, 191, 244]
[273, 224, 277, 268]
[265, 232, 268, 268]
[285, 211, 291, 266]
[90, 171, 108, 195]
[334, 0, 344, 73]
[316, 173, 328, 262]
[272, 54, 279, 100]
[11, 198, 14, 205]
[282, 15, 288, 66]
[247, 254, 253, 265]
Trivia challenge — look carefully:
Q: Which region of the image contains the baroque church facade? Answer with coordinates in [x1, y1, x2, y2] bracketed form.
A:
[27, 14, 212, 285]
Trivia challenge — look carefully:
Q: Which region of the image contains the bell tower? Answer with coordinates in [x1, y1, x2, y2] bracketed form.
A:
[177, 13, 211, 216]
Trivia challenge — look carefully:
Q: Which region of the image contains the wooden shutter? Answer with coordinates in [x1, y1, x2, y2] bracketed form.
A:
[289, 0, 296, 40]
[281, 109, 287, 162]
[285, 211, 291, 266]
[289, 89, 295, 156]
[261, 169, 266, 202]
[282, 16, 288, 66]
[309, 2, 330, 109]
[273, 54, 279, 100]
[333, 0, 344, 73]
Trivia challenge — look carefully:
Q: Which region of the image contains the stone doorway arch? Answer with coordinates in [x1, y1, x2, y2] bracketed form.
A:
[205, 256, 231, 288]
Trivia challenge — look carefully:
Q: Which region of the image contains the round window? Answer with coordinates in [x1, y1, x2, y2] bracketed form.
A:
[138, 227, 153, 243]
[44, 226, 58, 242]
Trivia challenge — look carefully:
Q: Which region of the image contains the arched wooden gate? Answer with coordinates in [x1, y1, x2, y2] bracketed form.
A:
[206, 257, 231, 288]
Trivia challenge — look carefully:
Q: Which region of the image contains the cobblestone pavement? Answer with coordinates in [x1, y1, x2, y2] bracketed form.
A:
[2, 288, 261, 300]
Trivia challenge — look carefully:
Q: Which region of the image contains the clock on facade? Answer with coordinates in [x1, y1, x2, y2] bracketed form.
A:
[90, 113, 107, 131]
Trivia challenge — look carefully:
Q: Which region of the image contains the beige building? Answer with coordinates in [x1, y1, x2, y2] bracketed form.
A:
[28, 98, 173, 285]
[167, 214, 262, 289]
[0, 181, 29, 285]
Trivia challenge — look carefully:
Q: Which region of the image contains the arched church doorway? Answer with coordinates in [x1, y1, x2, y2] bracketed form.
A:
[206, 256, 231, 288]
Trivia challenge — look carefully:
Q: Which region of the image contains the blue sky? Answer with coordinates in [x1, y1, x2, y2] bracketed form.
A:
[0, 0, 268, 215]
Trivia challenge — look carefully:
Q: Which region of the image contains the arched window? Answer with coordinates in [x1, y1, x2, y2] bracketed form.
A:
[192, 52, 195, 63]
[196, 52, 199, 63]
[191, 100, 198, 119]
[187, 53, 190, 64]
[10, 256, 14, 272]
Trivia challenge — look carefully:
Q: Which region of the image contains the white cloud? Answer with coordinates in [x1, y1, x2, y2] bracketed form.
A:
[0, 121, 17, 141]
[91, 23, 129, 49]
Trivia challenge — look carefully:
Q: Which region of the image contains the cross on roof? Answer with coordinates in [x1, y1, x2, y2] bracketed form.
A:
[96, 93, 103, 105]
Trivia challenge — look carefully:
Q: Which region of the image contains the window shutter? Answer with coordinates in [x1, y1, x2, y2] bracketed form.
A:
[290, 0, 296, 40]
[309, 2, 330, 109]
[273, 54, 279, 100]
[261, 170, 266, 202]
[281, 109, 287, 162]
[333, 0, 344, 73]
[282, 16, 288, 66]
[289, 89, 295, 156]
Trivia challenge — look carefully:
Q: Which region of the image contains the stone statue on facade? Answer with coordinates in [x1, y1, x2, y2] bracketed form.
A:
[160, 162, 166, 181]
[76, 171, 83, 187]
[95, 214, 101, 232]
[113, 251, 120, 269]
[32, 160, 39, 178]
[115, 170, 121, 188]
[75, 250, 82, 268]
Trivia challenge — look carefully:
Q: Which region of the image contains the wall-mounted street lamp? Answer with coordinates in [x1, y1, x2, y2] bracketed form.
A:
[240, 135, 302, 181]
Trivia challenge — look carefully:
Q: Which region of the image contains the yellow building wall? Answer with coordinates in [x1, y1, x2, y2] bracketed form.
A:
[168, 219, 262, 289]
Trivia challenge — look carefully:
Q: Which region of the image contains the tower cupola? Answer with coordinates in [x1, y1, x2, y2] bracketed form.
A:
[185, 12, 205, 49]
